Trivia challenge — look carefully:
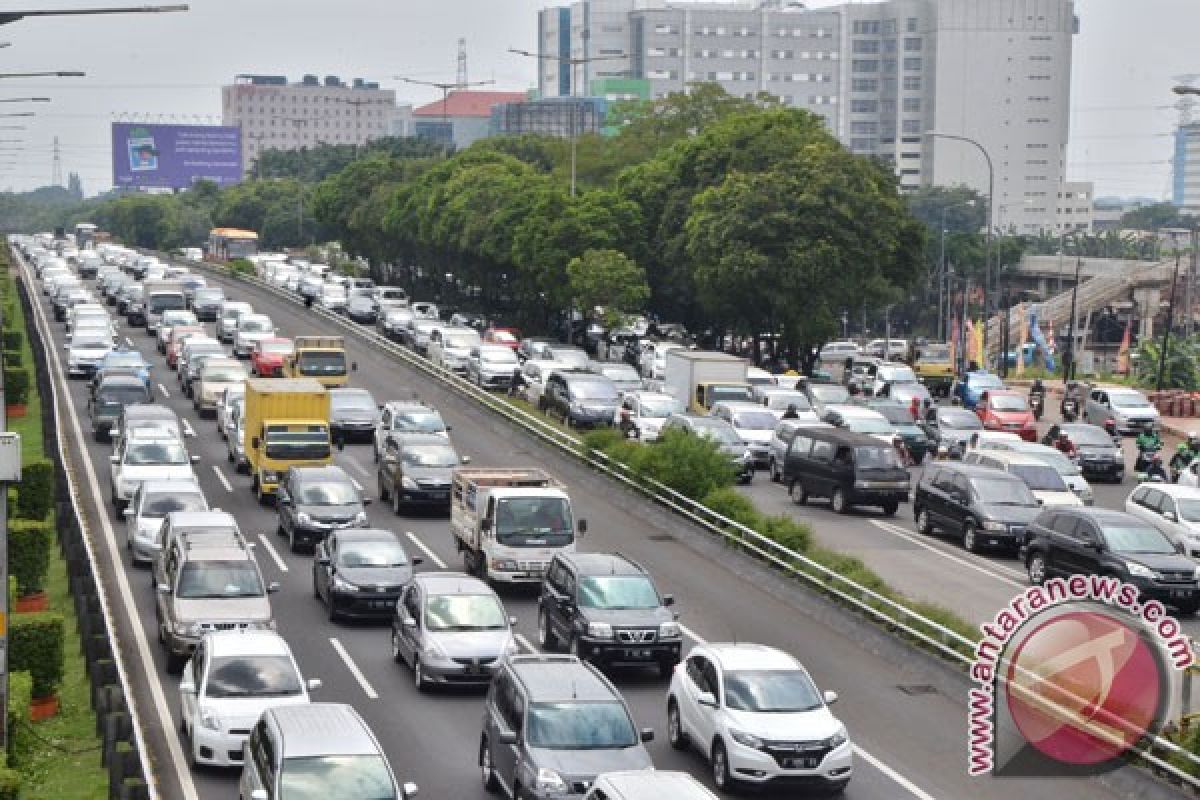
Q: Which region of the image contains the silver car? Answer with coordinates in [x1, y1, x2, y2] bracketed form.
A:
[124, 479, 208, 566]
[194, 357, 247, 416]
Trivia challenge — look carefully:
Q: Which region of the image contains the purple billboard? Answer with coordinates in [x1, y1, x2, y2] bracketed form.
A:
[111, 123, 243, 189]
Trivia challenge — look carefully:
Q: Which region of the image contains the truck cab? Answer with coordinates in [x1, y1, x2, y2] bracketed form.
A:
[243, 378, 332, 503]
[283, 335, 354, 388]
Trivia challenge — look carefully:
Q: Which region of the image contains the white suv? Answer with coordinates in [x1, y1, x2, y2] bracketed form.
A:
[666, 643, 852, 794]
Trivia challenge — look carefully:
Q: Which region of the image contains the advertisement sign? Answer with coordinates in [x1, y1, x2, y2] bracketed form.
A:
[111, 123, 242, 189]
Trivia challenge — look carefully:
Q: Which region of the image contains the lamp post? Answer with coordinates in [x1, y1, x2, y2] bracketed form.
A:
[938, 199, 976, 341]
[0, 5, 186, 25]
[1157, 234, 1186, 391]
[926, 131, 995, 354]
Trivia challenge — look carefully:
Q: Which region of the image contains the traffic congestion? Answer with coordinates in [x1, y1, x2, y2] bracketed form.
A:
[12, 232, 1174, 800]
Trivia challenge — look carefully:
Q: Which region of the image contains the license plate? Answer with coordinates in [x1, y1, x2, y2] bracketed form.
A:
[464, 664, 484, 675]
[369, 600, 393, 609]
[784, 757, 820, 769]
[624, 649, 654, 660]
[1172, 590, 1192, 599]
[430, 492, 448, 500]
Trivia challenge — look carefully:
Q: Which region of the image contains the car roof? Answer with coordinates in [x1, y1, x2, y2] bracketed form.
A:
[561, 552, 645, 577]
[383, 401, 435, 413]
[184, 545, 253, 563]
[704, 643, 798, 671]
[1142, 483, 1200, 499]
[829, 404, 886, 418]
[508, 655, 617, 701]
[166, 510, 235, 527]
[268, 703, 380, 758]
[291, 465, 353, 483]
[204, 629, 291, 658]
[711, 402, 767, 413]
[140, 479, 203, 494]
[598, 771, 717, 798]
[1057, 508, 1141, 525]
[123, 405, 176, 420]
[931, 462, 1023, 481]
[971, 450, 1046, 466]
[98, 375, 147, 388]
[413, 571, 492, 595]
[330, 528, 399, 544]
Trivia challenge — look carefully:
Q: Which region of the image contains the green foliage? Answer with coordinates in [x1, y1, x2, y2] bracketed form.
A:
[1134, 335, 1200, 390]
[14, 461, 53, 522]
[905, 185, 987, 235]
[566, 249, 650, 327]
[0, 767, 19, 800]
[3, 367, 28, 405]
[628, 429, 737, 499]
[7, 671, 31, 767]
[8, 519, 51, 596]
[1, 331, 21, 351]
[227, 258, 255, 278]
[1, 351, 20, 368]
[700, 486, 760, 526]
[1120, 202, 1196, 233]
[9, 612, 64, 698]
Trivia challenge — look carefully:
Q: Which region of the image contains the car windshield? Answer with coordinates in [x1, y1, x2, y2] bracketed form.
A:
[338, 540, 408, 568]
[856, 446, 903, 469]
[694, 421, 742, 446]
[919, 344, 951, 361]
[732, 410, 778, 430]
[939, 410, 984, 430]
[1064, 426, 1112, 446]
[424, 593, 506, 631]
[1011, 464, 1068, 492]
[332, 391, 376, 411]
[990, 395, 1029, 412]
[126, 441, 189, 466]
[526, 702, 638, 749]
[260, 340, 293, 354]
[873, 405, 916, 425]
[809, 385, 850, 405]
[97, 386, 150, 408]
[74, 337, 110, 349]
[548, 348, 589, 368]
[481, 349, 518, 365]
[1102, 525, 1176, 555]
[221, 306, 250, 320]
[239, 318, 272, 332]
[148, 295, 185, 312]
[710, 385, 755, 405]
[297, 351, 346, 375]
[264, 427, 330, 460]
[402, 445, 458, 467]
[1177, 499, 1200, 523]
[279, 755, 396, 800]
[639, 396, 683, 418]
[445, 333, 478, 349]
[204, 367, 246, 383]
[844, 415, 893, 435]
[1022, 449, 1082, 476]
[880, 366, 917, 383]
[765, 392, 810, 411]
[578, 575, 660, 610]
[570, 381, 618, 401]
[494, 497, 574, 547]
[205, 655, 302, 698]
[176, 561, 263, 598]
[972, 478, 1037, 505]
[106, 353, 145, 367]
[193, 290, 223, 303]
[393, 411, 445, 433]
[1110, 392, 1151, 409]
[723, 669, 824, 713]
[297, 481, 359, 506]
[143, 491, 205, 517]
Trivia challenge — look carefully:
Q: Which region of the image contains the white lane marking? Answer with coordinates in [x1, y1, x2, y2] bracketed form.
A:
[343, 458, 370, 478]
[680, 623, 707, 644]
[404, 531, 447, 569]
[156, 382, 169, 398]
[123, 336, 133, 347]
[20, 256, 199, 800]
[329, 637, 379, 700]
[256, 534, 289, 573]
[211, 465, 233, 493]
[870, 520, 1025, 588]
[515, 633, 538, 653]
[181, 418, 195, 437]
[351, 478, 364, 493]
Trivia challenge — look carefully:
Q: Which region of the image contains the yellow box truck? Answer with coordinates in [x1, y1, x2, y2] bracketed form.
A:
[243, 377, 331, 503]
[283, 335, 354, 388]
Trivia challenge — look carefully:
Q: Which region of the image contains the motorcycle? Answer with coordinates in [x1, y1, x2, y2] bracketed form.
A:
[1135, 443, 1160, 474]
[1030, 392, 1045, 421]
[1061, 397, 1079, 422]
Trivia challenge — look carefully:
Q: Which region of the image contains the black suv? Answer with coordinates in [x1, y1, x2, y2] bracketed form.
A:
[377, 433, 466, 514]
[537, 552, 682, 678]
[913, 462, 1040, 553]
[1023, 508, 1200, 614]
[1058, 423, 1125, 482]
[540, 371, 620, 428]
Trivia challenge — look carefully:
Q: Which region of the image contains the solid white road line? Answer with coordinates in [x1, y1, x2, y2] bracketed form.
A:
[343, 458, 371, 478]
[256, 534, 289, 574]
[329, 637, 379, 700]
[211, 464, 233, 493]
[405, 531, 447, 569]
[156, 382, 169, 398]
[680, 623, 707, 644]
[351, 478, 364, 494]
[515, 633, 538, 653]
[870, 520, 1025, 588]
[21, 257, 199, 800]
[181, 418, 195, 437]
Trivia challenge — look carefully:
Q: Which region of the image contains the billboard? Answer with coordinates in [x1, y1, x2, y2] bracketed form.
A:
[111, 123, 242, 189]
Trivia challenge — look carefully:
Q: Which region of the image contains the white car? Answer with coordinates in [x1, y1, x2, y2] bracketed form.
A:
[65, 331, 114, 377]
[317, 283, 348, 311]
[193, 357, 247, 416]
[179, 630, 319, 768]
[518, 359, 568, 408]
[614, 391, 683, 442]
[753, 386, 818, 422]
[667, 643, 852, 794]
[232, 313, 275, 358]
[1086, 386, 1161, 434]
[109, 431, 199, 510]
[971, 438, 1094, 505]
[822, 404, 896, 443]
[709, 402, 776, 467]
[124, 478, 208, 566]
[585, 771, 718, 800]
[817, 340, 860, 363]
[156, 309, 199, 352]
[216, 385, 246, 441]
[964, 430, 1024, 451]
[217, 301, 254, 343]
[1126, 483, 1200, 557]
[962, 450, 1083, 507]
[427, 326, 481, 373]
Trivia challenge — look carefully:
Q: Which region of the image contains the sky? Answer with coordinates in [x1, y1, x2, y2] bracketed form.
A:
[0, 0, 1189, 200]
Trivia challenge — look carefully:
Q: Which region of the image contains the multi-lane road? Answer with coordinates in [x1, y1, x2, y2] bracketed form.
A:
[18, 248, 1178, 800]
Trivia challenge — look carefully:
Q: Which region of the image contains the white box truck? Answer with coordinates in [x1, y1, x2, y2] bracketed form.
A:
[664, 350, 753, 413]
[143, 280, 186, 332]
[451, 468, 585, 584]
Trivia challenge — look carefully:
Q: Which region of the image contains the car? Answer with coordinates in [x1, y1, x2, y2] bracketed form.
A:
[404, 317, 441, 355]
[193, 357, 247, 416]
[156, 309, 199, 353]
[480, 654, 654, 796]
[296, 273, 325, 303]
[373, 400, 450, 461]
[783, 427, 909, 515]
[317, 282, 348, 311]
[152, 511, 243, 581]
[865, 337, 908, 360]
[799, 379, 851, 416]
[541, 370, 620, 428]
[660, 414, 755, 483]
[65, 330, 114, 378]
[952, 371, 1005, 410]
[179, 630, 319, 768]
[275, 465, 369, 553]
[377, 433, 466, 513]
[866, 400, 932, 462]
[124, 479, 208, 566]
[216, 385, 246, 442]
[818, 340, 861, 363]
[821, 404, 897, 444]
[612, 391, 683, 443]
[428, 325, 482, 373]
[970, 438, 1094, 505]
[537, 552, 682, 677]
[165, 325, 207, 370]
[314, 529, 421, 621]
[638, 341, 685, 380]
[516, 359, 567, 407]
[920, 406, 984, 457]
[1058, 422, 1125, 482]
[962, 450, 1082, 508]
[110, 431, 200, 509]
[92, 349, 151, 389]
[328, 387, 380, 444]
[1086, 386, 1160, 434]
[1126, 484, 1200, 558]
[466, 344, 520, 390]
[913, 462, 1040, 553]
[974, 389, 1037, 441]
[517, 336, 558, 363]
[389, 572, 517, 690]
[378, 307, 415, 340]
[584, 771, 719, 800]
[876, 378, 933, 412]
[89, 375, 152, 442]
[768, 418, 831, 482]
[667, 642, 852, 793]
[155, 530, 278, 672]
[224, 398, 248, 473]
[345, 290, 378, 324]
[216, 301, 253, 343]
[189, 286, 226, 321]
[232, 313, 276, 358]
[545, 344, 590, 371]
[179, 340, 227, 398]
[249, 337, 293, 378]
[483, 327, 520, 351]
[1023, 508, 1200, 614]
[709, 402, 776, 468]
[753, 386, 818, 421]
[239, 704, 418, 800]
[589, 361, 643, 393]
[371, 285, 409, 313]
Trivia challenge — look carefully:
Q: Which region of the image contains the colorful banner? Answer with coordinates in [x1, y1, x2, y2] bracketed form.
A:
[973, 319, 985, 367]
[1117, 318, 1132, 374]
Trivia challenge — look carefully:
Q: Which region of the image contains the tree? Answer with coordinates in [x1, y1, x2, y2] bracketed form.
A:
[566, 249, 650, 327]
[1120, 202, 1195, 232]
[904, 185, 987, 235]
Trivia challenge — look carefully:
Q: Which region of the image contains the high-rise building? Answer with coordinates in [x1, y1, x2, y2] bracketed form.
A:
[537, 0, 1079, 234]
[1174, 123, 1200, 212]
[221, 74, 399, 174]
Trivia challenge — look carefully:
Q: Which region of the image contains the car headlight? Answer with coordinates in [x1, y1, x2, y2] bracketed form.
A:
[491, 558, 519, 572]
[658, 622, 682, 639]
[826, 727, 849, 749]
[296, 511, 312, 525]
[354, 511, 368, 525]
[332, 575, 359, 593]
[199, 707, 221, 731]
[586, 621, 614, 640]
[1126, 562, 1157, 579]
[729, 728, 765, 750]
[401, 476, 419, 490]
[173, 621, 190, 636]
[742, 450, 753, 463]
[423, 638, 448, 660]
[534, 768, 567, 793]
[982, 520, 1006, 532]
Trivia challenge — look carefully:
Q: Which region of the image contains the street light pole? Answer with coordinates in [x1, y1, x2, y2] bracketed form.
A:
[396, 76, 495, 149]
[1064, 253, 1082, 381]
[1157, 240, 1185, 391]
[0, 5, 186, 25]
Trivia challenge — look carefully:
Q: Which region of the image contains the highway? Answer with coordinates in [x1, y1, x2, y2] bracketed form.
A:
[18, 249, 1173, 800]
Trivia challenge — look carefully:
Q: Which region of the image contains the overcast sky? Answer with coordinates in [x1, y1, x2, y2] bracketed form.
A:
[0, 0, 1187, 200]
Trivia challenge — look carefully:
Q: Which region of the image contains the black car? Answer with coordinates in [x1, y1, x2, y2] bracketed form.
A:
[345, 292, 378, 324]
[1023, 508, 1200, 614]
[1059, 422, 1125, 482]
[190, 287, 226, 321]
[276, 465, 369, 553]
[313, 529, 421, 621]
[913, 462, 1040, 553]
[537, 552, 682, 678]
[540, 371, 620, 428]
[88, 375, 152, 441]
[328, 387, 380, 443]
[783, 427, 910, 515]
[377, 433, 466, 514]
[920, 406, 984, 457]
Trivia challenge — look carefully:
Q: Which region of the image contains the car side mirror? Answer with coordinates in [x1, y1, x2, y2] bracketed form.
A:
[461, 455, 471, 464]
[317, 557, 330, 566]
[1165, 511, 1178, 523]
[190, 454, 200, 463]
[824, 690, 839, 705]
[696, 691, 717, 708]
[267, 582, 281, 593]
[662, 594, 675, 606]
[156, 583, 170, 594]
[577, 519, 588, 535]
[122, 508, 133, 517]
[401, 782, 419, 799]
[498, 730, 518, 746]
[640, 728, 655, 743]
[306, 678, 322, 692]
[109, 455, 119, 464]
[403, 617, 417, 629]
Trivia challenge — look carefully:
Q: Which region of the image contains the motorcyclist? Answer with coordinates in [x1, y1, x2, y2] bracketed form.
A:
[1029, 378, 1045, 398]
[1102, 418, 1120, 444]
[1146, 453, 1170, 483]
[1054, 431, 1078, 459]
[1060, 381, 1083, 421]
[1170, 442, 1192, 480]
[1029, 378, 1046, 420]
[782, 404, 800, 420]
[1136, 428, 1163, 454]
[893, 435, 912, 467]
[1189, 432, 1200, 460]
[1041, 423, 1062, 448]
[617, 407, 638, 439]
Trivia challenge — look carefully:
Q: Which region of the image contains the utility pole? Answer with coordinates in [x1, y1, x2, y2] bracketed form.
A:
[1064, 253, 1082, 381]
[1157, 243, 1185, 391]
[340, 98, 372, 159]
[456, 37, 468, 88]
[50, 135, 60, 187]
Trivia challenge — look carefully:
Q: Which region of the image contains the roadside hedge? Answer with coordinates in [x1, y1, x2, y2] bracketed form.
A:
[0, 767, 20, 800]
[2, 367, 28, 406]
[7, 519, 51, 597]
[13, 460, 53, 522]
[9, 612, 64, 698]
[6, 671, 31, 767]
[1, 331, 21, 351]
[0, 351, 19, 368]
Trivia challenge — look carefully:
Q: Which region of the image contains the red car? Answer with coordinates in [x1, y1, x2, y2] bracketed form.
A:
[976, 389, 1037, 441]
[483, 327, 521, 351]
[250, 337, 294, 377]
[166, 326, 206, 370]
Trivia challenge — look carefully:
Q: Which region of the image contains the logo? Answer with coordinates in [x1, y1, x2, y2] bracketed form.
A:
[968, 576, 1192, 777]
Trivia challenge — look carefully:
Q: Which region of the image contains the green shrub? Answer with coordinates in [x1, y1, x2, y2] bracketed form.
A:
[9, 612, 64, 697]
[0, 767, 20, 800]
[14, 460, 53, 521]
[627, 429, 736, 499]
[0, 331, 20, 351]
[1, 350, 20, 368]
[581, 428, 625, 454]
[702, 487, 762, 527]
[7, 671, 31, 767]
[7, 519, 51, 597]
[759, 514, 814, 555]
[2, 367, 28, 406]
[228, 258, 255, 277]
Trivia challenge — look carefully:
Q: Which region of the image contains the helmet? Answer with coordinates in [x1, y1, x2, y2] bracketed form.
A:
[1181, 443, 1192, 453]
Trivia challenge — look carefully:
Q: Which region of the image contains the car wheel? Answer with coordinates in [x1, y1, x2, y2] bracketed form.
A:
[480, 738, 499, 793]
[537, 608, 558, 651]
[769, 457, 781, 483]
[881, 500, 899, 516]
[378, 474, 389, 502]
[789, 481, 807, 506]
[391, 630, 405, 663]
[831, 488, 849, 514]
[414, 657, 428, 692]
[392, 488, 403, 516]
[916, 508, 933, 535]
[963, 520, 980, 553]
[667, 698, 687, 750]
[1027, 551, 1047, 586]
[711, 739, 736, 792]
